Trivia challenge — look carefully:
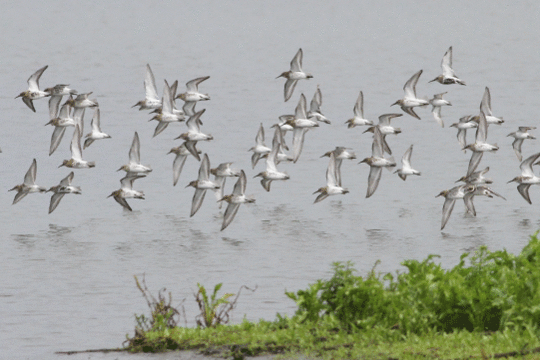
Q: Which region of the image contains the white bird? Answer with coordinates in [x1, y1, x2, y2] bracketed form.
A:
[456, 166, 493, 185]
[345, 91, 373, 128]
[47, 172, 82, 214]
[59, 124, 95, 168]
[108, 173, 146, 211]
[276, 48, 313, 102]
[9, 158, 47, 204]
[360, 127, 396, 198]
[83, 108, 111, 149]
[46, 102, 76, 156]
[187, 154, 220, 217]
[429, 46, 466, 85]
[508, 152, 540, 204]
[320, 147, 356, 187]
[168, 142, 200, 186]
[219, 170, 255, 231]
[313, 152, 349, 203]
[477, 87, 504, 125]
[394, 145, 421, 181]
[286, 94, 319, 163]
[65, 93, 98, 127]
[508, 127, 536, 162]
[118, 131, 152, 174]
[392, 70, 429, 120]
[450, 115, 478, 151]
[175, 109, 213, 147]
[132, 64, 162, 110]
[16, 65, 49, 112]
[254, 126, 290, 191]
[463, 111, 499, 176]
[211, 162, 241, 209]
[307, 86, 330, 124]
[436, 184, 476, 230]
[248, 123, 272, 169]
[363, 113, 403, 155]
[429, 92, 452, 127]
[176, 76, 210, 102]
[150, 80, 185, 137]
[44, 84, 77, 120]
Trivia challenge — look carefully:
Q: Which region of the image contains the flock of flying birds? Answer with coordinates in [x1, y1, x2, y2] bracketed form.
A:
[8, 46, 540, 230]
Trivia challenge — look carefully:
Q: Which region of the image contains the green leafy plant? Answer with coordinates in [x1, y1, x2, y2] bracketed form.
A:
[125, 274, 185, 350]
[287, 232, 540, 335]
[195, 283, 254, 328]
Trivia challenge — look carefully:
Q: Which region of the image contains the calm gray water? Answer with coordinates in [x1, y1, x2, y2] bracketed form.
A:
[1, 1, 540, 358]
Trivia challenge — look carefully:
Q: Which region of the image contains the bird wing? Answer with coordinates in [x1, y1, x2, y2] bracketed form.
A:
[480, 87, 493, 116]
[182, 101, 196, 116]
[153, 122, 169, 137]
[294, 93, 308, 120]
[291, 128, 307, 164]
[290, 48, 303, 72]
[233, 170, 247, 195]
[186, 109, 205, 132]
[185, 76, 210, 92]
[520, 152, 540, 178]
[190, 188, 207, 217]
[310, 86, 322, 113]
[221, 203, 241, 231]
[475, 111, 488, 143]
[441, 46, 455, 77]
[284, 79, 298, 102]
[49, 193, 66, 214]
[22, 97, 36, 112]
[517, 184, 533, 204]
[371, 128, 384, 158]
[48, 95, 62, 120]
[162, 80, 173, 114]
[24, 159, 38, 185]
[401, 106, 421, 120]
[457, 129, 467, 149]
[28, 65, 48, 92]
[49, 126, 67, 156]
[432, 106, 444, 127]
[114, 195, 133, 211]
[512, 138, 524, 162]
[172, 154, 188, 186]
[91, 108, 101, 131]
[59, 172, 74, 187]
[13, 190, 29, 205]
[185, 141, 201, 161]
[144, 64, 159, 101]
[198, 154, 210, 182]
[467, 152, 483, 177]
[326, 153, 339, 187]
[70, 126, 83, 162]
[353, 91, 364, 118]
[366, 166, 382, 198]
[255, 123, 265, 145]
[129, 132, 141, 164]
[402, 145, 413, 168]
[441, 198, 456, 230]
[403, 70, 422, 99]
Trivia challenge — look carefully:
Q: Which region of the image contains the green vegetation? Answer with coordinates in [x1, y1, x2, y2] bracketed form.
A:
[125, 232, 540, 359]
